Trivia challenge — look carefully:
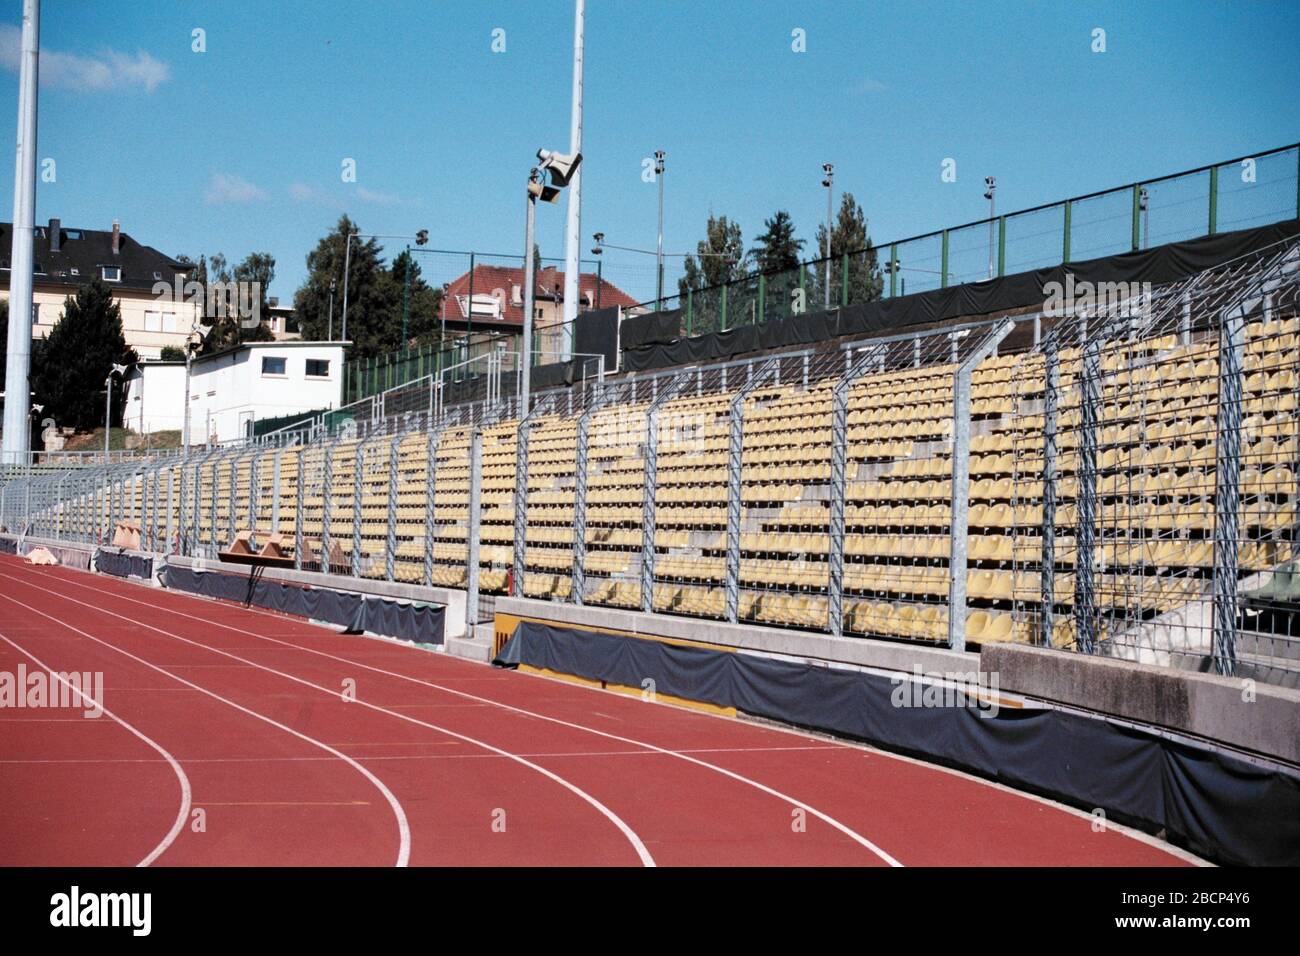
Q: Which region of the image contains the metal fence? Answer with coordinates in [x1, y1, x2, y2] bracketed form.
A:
[633, 142, 1300, 339]
[5, 234, 1299, 684]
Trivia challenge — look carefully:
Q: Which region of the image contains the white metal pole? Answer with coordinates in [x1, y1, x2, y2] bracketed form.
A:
[521, 190, 538, 415]
[2, 0, 39, 465]
[104, 377, 112, 461]
[560, 0, 586, 359]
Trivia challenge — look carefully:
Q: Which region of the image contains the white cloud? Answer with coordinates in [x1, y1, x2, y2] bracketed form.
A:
[0, 23, 170, 94]
[205, 172, 268, 205]
[289, 181, 344, 209]
[849, 76, 887, 95]
[356, 186, 402, 206]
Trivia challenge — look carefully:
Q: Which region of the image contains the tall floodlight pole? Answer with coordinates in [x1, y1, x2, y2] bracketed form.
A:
[821, 163, 834, 310]
[560, 0, 586, 360]
[984, 176, 997, 279]
[521, 172, 540, 416]
[2, 0, 39, 465]
[523, 149, 582, 417]
[655, 150, 666, 310]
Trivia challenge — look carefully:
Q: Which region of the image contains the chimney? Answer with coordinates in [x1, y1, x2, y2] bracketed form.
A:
[48, 217, 60, 252]
[110, 219, 121, 255]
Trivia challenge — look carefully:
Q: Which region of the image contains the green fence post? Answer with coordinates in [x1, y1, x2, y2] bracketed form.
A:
[940, 230, 949, 288]
[997, 216, 1006, 277]
[1208, 165, 1219, 235]
[840, 253, 850, 307]
[799, 263, 807, 307]
[1063, 200, 1072, 263]
[1131, 184, 1142, 251]
[720, 284, 728, 332]
[889, 244, 898, 298]
[758, 273, 766, 325]
[686, 288, 693, 335]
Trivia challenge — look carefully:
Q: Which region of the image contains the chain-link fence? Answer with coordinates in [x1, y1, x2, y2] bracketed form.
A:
[6, 232, 1299, 686]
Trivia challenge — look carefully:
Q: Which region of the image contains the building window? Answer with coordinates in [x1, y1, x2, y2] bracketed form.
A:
[144, 311, 163, 332]
[30, 303, 39, 324]
[305, 359, 330, 378]
[261, 356, 287, 376]
[162, 312, 178, 333]
[101, 265, 121, 282]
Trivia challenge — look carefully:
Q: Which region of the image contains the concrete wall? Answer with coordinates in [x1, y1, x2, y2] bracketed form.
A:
[500, 596, 1300, 767]
[982, 643, 1300, 765]
[123, 363, 187, 434]
[494, 596, 977, 674]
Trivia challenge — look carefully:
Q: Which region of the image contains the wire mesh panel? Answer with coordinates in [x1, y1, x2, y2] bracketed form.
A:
[429, 426, 472, 589]
[1004, 205, 1066, 273]
[1216, 147, 1300, 234]
[1142, 170, 1211, 249]
[891, 233, 945, 296]
[516, 411, 577, 603]
[1006, 236, 1300, 681]
[1068, 187, 1135, 262]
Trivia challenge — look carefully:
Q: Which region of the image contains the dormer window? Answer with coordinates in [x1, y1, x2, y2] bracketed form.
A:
[101, 265, 121, 282]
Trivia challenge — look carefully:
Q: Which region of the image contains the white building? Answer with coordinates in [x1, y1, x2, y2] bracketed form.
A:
[124, 341, 346, 444]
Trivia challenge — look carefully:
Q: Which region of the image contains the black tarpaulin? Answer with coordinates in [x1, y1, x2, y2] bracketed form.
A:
[495, 619, 1300, 866]
[160, 563, 444, 646]
[94, 548, 154, 580]
[621, 218, 1300, 371]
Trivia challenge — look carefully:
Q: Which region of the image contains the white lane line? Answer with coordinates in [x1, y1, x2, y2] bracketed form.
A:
[0, 569, 655, 868]
[0, 630, 191, 867]
[0, 590, 412, 868]
[37, 566, 900, 867]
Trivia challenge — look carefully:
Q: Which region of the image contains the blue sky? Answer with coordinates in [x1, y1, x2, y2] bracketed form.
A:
[1, 0, 1296, 303]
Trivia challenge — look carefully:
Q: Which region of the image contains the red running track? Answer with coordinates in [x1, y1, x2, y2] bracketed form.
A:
[0, 553, 1200, 867]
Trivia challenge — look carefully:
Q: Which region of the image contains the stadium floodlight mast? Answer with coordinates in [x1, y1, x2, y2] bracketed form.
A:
[1, 0, 39, 466]
[984, 176, 997, 279]
[654, 150, 666, 310]
[103, 363, 129, 461]
[340, 229, 429, 344]
[822, 163, 834, 309]
[521, 148, 582, 416]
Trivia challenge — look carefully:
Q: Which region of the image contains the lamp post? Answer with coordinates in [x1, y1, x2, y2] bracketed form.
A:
[1139, 186, 1150, 250]
[984, 176, 997, 279]
[654, 150, 665, 310]
[328, 277, 336, 340]
[521, 148, 582, 416]
[103, 363, 128, 462]
[821, 163, 834, 309]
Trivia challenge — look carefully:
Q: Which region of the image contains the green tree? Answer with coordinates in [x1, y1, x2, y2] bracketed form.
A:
[811, 192, 883, 308]
[293, 215, 402, 357]
[30, 279, 138, 431]
[196, 251, 277, 353]
[751, 211, 804, 274]
[389, 249, 443, 348]
[159, 345, 186, 361]
[678, 214, 747, 297]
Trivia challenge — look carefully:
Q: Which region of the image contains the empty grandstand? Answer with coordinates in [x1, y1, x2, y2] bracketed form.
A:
[6, 227, 1299, 686]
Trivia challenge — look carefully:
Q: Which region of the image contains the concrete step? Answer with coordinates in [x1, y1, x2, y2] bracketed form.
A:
[445, 624, 494, 664]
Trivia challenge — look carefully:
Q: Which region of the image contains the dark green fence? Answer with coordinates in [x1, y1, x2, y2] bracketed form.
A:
[641, 141, 1300, 339]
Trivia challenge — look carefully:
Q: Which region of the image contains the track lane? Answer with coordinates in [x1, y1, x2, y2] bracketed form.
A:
[0, 562, 655, 867]
[3, 557, 1199, 866]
